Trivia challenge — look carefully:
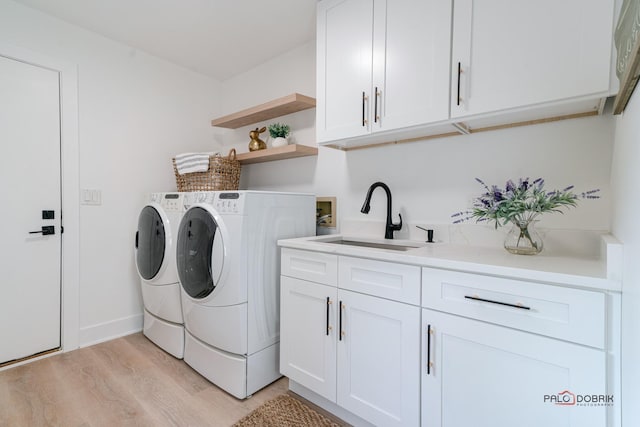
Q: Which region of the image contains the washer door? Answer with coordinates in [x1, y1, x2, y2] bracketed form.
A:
[136, 206, 166, 281]
[177, 206, 224, 299]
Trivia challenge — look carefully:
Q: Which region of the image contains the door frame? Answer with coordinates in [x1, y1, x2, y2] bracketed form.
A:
[0, 42, 80, 356]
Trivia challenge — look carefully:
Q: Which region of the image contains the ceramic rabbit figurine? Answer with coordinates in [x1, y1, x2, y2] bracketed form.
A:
[248, 127, 267, 151]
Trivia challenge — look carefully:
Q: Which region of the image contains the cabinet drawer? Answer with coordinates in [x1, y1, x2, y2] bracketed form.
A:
[281, 248, 338, 286]
[339, 257, 421, 304]
[422, 268, 605, 348]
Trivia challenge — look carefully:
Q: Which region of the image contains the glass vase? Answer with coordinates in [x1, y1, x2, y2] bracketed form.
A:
[504, 220, 543, 255]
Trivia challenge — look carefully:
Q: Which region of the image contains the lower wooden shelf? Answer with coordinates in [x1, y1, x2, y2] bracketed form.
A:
[235, 144, 318, 165]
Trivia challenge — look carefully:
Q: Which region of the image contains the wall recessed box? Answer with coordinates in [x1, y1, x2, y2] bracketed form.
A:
[316, 197, 336, 228]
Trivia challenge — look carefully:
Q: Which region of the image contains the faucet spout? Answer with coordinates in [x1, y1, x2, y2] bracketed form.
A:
[360, 181, 403, 239]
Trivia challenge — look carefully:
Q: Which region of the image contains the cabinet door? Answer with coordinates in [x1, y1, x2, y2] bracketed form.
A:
[317, 0, 374, 142]
[280, 276, 338, 402]
[372, 0, 451, 131]
[422, 309, 607, 427]
[451, 0, 613, 118]
[337, 289, 420, 426]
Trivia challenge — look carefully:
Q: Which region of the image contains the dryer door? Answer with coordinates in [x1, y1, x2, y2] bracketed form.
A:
[136, 206, 166, 281]
[177, 207, 224, 299]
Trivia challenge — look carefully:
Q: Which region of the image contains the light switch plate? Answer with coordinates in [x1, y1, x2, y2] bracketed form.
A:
[81, 189, 102, 205]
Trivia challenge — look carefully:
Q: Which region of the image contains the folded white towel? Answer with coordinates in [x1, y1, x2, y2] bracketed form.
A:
[174, 152, 219, 175]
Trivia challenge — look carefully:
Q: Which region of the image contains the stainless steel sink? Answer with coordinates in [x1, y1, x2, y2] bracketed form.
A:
[326, 239, 423, 251]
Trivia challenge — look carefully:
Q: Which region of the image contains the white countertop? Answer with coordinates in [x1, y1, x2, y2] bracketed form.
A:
[278, 234, 622, 292]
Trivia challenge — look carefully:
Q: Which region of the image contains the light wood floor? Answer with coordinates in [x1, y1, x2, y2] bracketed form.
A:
[0, 333, 289, 426]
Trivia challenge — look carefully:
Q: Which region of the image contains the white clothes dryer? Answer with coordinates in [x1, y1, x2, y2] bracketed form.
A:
[176, 191, 315, 399]
[135, 192, 187, 358]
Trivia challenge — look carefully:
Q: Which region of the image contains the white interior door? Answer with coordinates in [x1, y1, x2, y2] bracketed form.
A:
[0, 55, 61, 365]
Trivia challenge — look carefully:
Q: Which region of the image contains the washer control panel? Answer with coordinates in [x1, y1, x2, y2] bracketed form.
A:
[215, 192, 243, 214]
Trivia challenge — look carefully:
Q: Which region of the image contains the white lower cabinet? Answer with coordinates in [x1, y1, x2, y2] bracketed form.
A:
[281, 250, 616, 426]
[280, 273, 421, 426]
[338, 289, 420, 426]
[280, 276, 337, 402]
[421, 309, 607, 427]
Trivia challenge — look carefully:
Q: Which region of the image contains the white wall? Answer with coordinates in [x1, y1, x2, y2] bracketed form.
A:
[220, 41, 316, 114]
[220, 41, 615, 237]
[611, 88, 640, 426]
[213, 41, 316, 152]
[0, 0, 222, 346]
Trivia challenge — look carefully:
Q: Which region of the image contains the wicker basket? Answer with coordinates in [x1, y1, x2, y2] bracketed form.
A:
[172, 149, 241, 191]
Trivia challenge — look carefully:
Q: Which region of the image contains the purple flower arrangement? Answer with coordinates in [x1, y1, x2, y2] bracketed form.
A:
[452, 177, 600, 228]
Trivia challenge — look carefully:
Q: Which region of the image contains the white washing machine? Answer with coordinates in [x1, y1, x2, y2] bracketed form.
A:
[176, 191, 315, 399]
[135, 192, 188, 358]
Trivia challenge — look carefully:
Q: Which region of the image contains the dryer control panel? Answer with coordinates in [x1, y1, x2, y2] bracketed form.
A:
[184, 191, 216, 208]
[160, 193, 185, 212]
[215, 192, 243, 214]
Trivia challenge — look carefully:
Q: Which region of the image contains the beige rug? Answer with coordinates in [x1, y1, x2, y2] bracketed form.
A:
[233, 394, 343, 427]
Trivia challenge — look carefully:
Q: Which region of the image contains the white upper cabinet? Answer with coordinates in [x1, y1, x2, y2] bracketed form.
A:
[451, 0, 615, 119]
[317, 0, 374, 142]
[317, 0, 616, 148]
[372, 0, 452, 131]
[317, 0, 452, 143]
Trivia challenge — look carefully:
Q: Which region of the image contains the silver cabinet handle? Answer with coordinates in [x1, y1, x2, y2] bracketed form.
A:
[361, 92, 368, 126]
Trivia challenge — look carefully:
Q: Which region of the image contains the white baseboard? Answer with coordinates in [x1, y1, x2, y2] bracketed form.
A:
[79, 313, 143, 348]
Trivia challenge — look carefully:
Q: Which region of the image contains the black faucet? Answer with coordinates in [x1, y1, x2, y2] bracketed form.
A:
[360, 182, 403, 239]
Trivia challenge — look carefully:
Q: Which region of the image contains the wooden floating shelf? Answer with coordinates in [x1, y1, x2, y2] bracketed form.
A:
[236, 144, 318, 165]
[211, 93, 316, 129]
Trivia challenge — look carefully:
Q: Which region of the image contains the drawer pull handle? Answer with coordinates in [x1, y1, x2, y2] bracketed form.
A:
[464, 295, 530, 310]
[426, 324, 433, 375]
